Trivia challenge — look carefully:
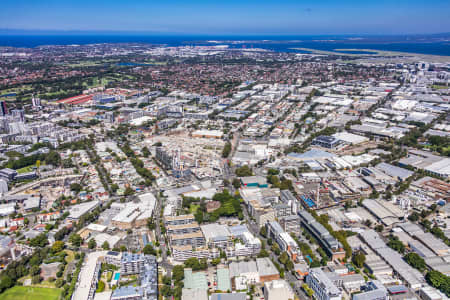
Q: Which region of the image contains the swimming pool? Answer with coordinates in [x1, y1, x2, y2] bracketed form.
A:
[114, 273, 120, 281]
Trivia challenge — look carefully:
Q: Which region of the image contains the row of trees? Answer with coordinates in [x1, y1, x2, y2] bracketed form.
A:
[0, 244, 80, 296]
[130, 157, 155, 185]
[83, 140, 112, 193]
[222, 142, 232, 158]
[0, 247, 48, 293]
[426, 270, 450, 297]
[407, 205, 450, 247]
[387, 235, 405, 253]
[278, 251, 294, 271]
[404, 250, 450, 296]
[235, 165, 253, 177]
[121, 142, 155, 185]
[2, 150, 61, 170]
[266, 175, 293, 191]
[162, 265, 184, 300]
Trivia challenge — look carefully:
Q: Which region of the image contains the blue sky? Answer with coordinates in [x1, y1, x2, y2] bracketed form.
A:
[1, 0, 449, 35]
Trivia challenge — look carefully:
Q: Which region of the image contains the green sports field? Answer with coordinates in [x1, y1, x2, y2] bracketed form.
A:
[0, 286, 61, 300]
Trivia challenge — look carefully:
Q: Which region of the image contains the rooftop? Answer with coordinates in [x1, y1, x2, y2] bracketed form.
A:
[210, 293, 246, 300]
[68, 200, 100, 220]
[256, 257, 279, 277]
[216, 267, 231, 292]
[200, 223, 231, 241]
[184, 269, 208, 290]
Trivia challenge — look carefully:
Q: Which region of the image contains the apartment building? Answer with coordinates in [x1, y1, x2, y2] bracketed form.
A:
[306, 268, 342, 300]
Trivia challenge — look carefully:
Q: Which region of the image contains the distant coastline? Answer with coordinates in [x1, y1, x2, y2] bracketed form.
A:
[0, 34, 449, 56]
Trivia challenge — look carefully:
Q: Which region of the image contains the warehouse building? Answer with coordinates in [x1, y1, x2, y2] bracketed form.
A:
[362, 199, 403, 227]
[67, 200, 100, 221]
[375, 163, 414, 182]
[264, 279, 295, 300]
[181, 289, 208, 300]
[414, 232, 450, 257]
[182, 289, 208, 300]
[311, 135, 341, 149]
[111, 193, 156, 229]
[256, 257, 280, 283]
[408, 240, 436, 258]
[332, 132, 369, 145]
[216, 267, 231, 292]
[399, 150, 450, 179]
[192, 129, 223, 139]
[229, 260, 260, 285]
[210, 293, 246, 300]
[184, 268, 208, 290]
[359, 229, 424, 290]
[240, 176, 268, 188]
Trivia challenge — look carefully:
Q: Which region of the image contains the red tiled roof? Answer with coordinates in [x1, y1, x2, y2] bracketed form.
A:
[57, 94, 93, 104]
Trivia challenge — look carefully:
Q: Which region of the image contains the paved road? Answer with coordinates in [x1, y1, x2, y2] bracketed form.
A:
[86, 146, 113, 194]
[154, 189, 173, 276]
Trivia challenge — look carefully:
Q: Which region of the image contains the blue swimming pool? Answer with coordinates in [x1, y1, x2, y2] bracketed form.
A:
[114, 273, 120, 280]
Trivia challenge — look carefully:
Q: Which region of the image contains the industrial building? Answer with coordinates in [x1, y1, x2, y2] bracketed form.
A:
[229, 260, 260, 285]
[359, 229, 424, 290]
[210, 293, 246, 300]
[240, 176, 268, 188]
[111, 193, 157, 229]
[362, 199, 404, 227]
[399, 149, 450, 179]
[264, 279, 295, 300]
[375, 162, 414, 182]
[311, 135, 341, 149]
[216, 267, 231, 292]
[67, 200, 100, 221]
[184, 268, 208, 290]
[181, 289, 208, 300]
[256, 257, 281, 283]
[332, 132, 369, 145]
[191, 129, 224, 139]
[228, 258, 280, 285]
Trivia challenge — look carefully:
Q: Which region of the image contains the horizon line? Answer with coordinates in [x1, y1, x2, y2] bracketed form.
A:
[0, 29, 449, 37]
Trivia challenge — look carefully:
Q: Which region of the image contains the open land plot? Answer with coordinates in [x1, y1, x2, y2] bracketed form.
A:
[0, 286, 62, 300]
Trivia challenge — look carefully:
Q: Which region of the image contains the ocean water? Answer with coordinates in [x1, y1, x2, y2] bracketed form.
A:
[0, 34, 449, 56]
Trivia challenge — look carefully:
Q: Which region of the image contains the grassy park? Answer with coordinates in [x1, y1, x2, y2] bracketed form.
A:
[0, 286, 61, 300]
[189, 204, 200, 214]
